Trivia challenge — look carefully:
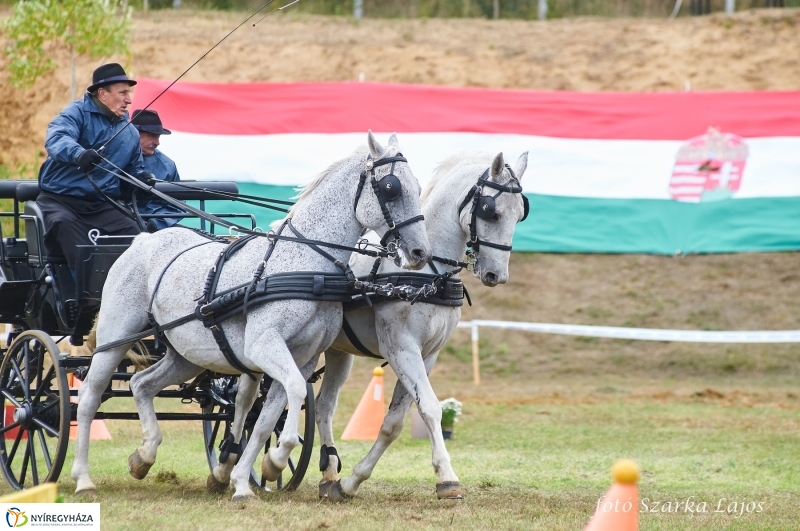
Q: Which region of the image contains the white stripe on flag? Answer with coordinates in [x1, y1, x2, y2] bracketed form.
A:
[163, 133, 800, 200]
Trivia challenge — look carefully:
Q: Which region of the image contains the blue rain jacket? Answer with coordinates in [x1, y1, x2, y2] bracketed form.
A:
[38, 94, 146, 200]
[136, 150, 184, 230]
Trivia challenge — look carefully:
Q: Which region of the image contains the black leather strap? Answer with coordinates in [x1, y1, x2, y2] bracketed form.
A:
[342, 316, 381, 359]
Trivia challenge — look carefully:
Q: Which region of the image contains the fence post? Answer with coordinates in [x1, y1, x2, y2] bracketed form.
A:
[493, 0, 499, 19]
[538, 0, 547, 20]
[724, 0, 735, 13]
[354, 0, 363, 19]
[471, 322, 480, 385]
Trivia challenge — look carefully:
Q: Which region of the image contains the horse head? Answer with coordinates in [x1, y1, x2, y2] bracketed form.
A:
[354, 131, 430, 270]
[460, 151, 529, 287]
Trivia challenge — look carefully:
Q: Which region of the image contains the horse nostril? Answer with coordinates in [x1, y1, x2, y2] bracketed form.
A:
[411, 248, 427, 262]
[484, 272, 498, 284]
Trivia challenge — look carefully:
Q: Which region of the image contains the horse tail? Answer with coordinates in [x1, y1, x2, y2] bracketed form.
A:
[85, 316, 151, 371]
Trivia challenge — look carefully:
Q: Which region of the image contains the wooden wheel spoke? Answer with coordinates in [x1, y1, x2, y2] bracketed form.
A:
[32, 365, 55, 404]
[1, 389, 22, 408]
[36, 399, 59, 416]
[0, 421, 22, 435]
[8, 426, 24, 463]
[28, 430, 39, 485]
[19, 441, 30, 486]
[10, 358, 28, 402]
[35, 430, 52, 470]
[32, 417, 58, 438]
[20, 342, 32, 402]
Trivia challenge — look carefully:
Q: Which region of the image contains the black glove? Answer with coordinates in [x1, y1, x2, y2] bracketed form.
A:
[141, 172, 158, 185]
[76, 149, 102, 173]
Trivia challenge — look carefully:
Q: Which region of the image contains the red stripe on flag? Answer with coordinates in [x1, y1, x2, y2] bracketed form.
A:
[131, 79, 800, 140]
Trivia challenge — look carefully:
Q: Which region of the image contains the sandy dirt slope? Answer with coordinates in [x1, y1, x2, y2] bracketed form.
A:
[1, 8, 800, 167]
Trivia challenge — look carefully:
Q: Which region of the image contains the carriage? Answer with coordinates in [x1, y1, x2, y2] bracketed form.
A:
[0, 180, 316, 492]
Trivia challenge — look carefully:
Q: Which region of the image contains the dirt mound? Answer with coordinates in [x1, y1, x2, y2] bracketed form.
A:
[2, 8, 800, 168]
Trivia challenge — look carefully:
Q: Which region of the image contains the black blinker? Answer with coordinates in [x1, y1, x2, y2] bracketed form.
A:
[476, 196, 498, 221]
[521, 194, 529, 222]
[379, 174, 403, 202]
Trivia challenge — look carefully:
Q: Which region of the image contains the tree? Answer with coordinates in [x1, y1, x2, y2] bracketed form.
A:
[4, 0, 131, 101]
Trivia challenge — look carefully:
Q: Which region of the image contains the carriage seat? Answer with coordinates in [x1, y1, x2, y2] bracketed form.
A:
[16, 183, 68, 267]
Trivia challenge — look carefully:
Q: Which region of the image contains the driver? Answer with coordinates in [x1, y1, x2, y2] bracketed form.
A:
[37, 63, 149, 272]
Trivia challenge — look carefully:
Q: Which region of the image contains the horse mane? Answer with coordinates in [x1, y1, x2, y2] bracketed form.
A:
[285, 145, 369, 219]
[420, 152, 497, 202]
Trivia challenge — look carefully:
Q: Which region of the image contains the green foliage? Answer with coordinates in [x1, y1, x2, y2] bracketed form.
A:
[4, 0, 131, 89]
[440, 397, 462, 428]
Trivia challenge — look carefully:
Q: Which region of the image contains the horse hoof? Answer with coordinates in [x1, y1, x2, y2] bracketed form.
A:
[206, 473, 229, 494]
[319, 481, 332, 499]
[128, 450, 153, 480]
[436, 481, 464, 500]
[327, 480, 352, 502]
[74, 486, 97, 497]
[261, 453, 282, 482]
[231, 492, 256, 503]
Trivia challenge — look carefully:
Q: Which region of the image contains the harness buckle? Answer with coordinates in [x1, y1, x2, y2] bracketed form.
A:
[387, 220, 396, 230]
[465, 251, 476, 271]
[377, 283, 395, 297]
[385, 241, 398, 256]
[365, 157, 374, 171]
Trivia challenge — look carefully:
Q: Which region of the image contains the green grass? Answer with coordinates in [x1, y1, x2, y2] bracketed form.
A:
[2, 383, 796, 530]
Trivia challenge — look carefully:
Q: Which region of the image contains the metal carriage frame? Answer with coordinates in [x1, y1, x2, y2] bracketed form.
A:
[0, 180, 315, 493]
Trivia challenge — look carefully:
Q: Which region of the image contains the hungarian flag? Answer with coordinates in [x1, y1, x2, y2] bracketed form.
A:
[132, 80, 800, 254]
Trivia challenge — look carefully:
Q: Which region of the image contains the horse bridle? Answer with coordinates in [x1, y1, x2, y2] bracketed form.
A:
[354, 153, 425, 247]
[457, 164, 529, 256]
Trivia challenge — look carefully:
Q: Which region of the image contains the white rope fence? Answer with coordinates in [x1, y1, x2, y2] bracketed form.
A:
[456, 320, 800, 384]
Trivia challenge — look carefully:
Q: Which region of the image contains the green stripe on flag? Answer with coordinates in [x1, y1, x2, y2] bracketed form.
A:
[185, 183, 800, 254]
[518, 194, 800, 255]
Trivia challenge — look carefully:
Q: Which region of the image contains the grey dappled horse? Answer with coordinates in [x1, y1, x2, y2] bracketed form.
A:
[70, 132, 431, 501]
[318, 151, 529, 500]
[213, 152, 528, 500]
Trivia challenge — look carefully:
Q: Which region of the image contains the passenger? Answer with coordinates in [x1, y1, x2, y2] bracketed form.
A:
[37, 63, 149, 270]
[131, 109, 184, 232]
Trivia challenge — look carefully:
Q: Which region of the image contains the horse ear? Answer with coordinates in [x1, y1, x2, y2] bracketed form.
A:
[514, 151, 528, 180]
[388, 133, 400, 151]
[367, 130, 385, 159]
[489, 152, 505, 181]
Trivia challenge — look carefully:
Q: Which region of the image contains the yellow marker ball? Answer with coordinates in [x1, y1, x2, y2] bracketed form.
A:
[373, 366, 384, 376]
[611, 459, 640, 484]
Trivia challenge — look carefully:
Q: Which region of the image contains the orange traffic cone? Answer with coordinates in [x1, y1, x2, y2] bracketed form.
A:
[341, 367, 385, 440]
[584, 459, 640, 531]
[68, 374, 112, 440]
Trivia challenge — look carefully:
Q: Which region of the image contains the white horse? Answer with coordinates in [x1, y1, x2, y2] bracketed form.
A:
[211, 151, 529, 500]
[317, 151, 528, 500]
[70, 132, 431, 500]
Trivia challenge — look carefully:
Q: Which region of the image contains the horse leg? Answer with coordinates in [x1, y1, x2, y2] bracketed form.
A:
[69, 344, 130, 495]
[207, 372, 261, 493]
[331, 375, 413, 501]
[228, 349, 318, 501]
[128, 349, 204, 481]
[315, 349, 353, 498]
[337, 351, 461, 500]
[406, 351, 464, 500]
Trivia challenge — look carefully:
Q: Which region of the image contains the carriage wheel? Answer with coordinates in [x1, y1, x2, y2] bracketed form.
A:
[203, 381, 315, 492]
[0, 331, 70, 490]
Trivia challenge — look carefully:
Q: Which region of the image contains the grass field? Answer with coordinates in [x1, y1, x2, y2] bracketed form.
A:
[2, 252, 800, 529]
[11, 381, 798, 530]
